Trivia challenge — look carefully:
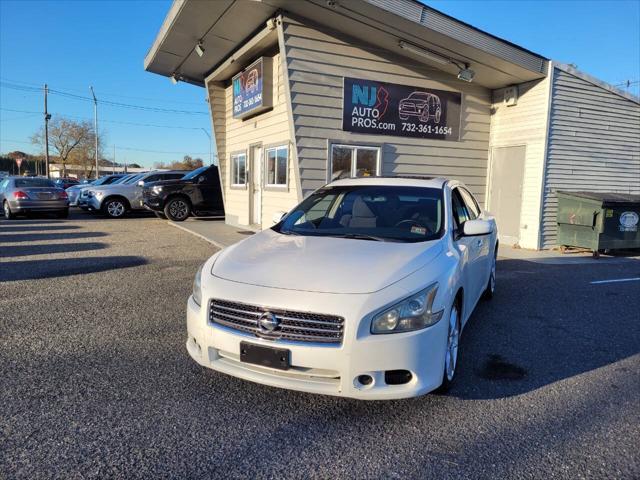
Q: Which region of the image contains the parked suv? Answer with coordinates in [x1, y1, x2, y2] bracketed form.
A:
[67, 174, 126, 207]
[86, 170, 187, 218]
[143, 165, 224, 221]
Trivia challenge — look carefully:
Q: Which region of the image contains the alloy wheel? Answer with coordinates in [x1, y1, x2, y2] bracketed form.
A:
[169, 200, 188, 220]
[107, 201, 125, 217]
[490, 255, 496, 294]
[3, 202, 9, 218]
[445, 304, 460, 382]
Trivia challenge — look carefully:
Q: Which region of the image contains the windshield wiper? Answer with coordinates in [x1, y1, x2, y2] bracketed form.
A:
[334, 233, 389, 242]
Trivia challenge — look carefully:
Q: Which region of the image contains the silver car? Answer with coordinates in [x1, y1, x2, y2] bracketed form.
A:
[0, 176, 69, 219]
[86, 170, 187, 218]
[67, 174, 127, 207]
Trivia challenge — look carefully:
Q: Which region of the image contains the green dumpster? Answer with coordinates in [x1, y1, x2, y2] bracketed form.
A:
[556, 191, 640, 254]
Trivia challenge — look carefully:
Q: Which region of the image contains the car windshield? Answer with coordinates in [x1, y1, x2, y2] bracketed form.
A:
[408, 93, 430, 100]
[123, 173, 145, 184]
[93, 176, 115, 186]
[275, 185, 444, 243]
[111, 175, 133, 184]
[15, 178, 55, 188]
[181, 166, 208, 180]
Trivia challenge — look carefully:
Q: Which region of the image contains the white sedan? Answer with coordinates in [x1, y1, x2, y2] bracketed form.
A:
[187, 177, 497, 400]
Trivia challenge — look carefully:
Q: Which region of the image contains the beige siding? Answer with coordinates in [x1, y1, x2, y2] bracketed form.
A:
[489, 76, 551, 249]
[281, 17, 492, 205]
[206, 52, 299, 228]
[541, 67, 640, 248]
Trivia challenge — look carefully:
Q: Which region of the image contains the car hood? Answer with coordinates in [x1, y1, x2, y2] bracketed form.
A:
[212, 229, 443, 294]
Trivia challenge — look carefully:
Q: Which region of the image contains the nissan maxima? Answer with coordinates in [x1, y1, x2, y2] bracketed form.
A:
[187, 177, 497, 400]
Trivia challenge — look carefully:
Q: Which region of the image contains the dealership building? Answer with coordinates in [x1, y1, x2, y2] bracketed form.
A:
[145, 0, 640, 250]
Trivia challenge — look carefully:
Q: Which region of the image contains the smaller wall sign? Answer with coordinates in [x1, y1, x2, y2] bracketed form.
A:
[342, 77, 462, 141]
[232, 57, 273, 120]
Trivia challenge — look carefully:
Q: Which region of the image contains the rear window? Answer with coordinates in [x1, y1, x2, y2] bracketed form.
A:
[15, 178, 55, 188]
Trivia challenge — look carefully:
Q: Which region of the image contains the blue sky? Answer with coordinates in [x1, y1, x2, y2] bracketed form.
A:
[1, 0, 639, 168]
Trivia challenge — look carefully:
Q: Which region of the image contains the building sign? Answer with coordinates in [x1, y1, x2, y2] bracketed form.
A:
[342, 77, 461, 140]
[232, 57, 273, 120]
[619, 211, 639, 232]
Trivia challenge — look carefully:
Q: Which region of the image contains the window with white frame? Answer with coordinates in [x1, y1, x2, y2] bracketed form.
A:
[330, 144, 380, 181]
[231, 152, 247, 186]
[265, 145, 288, 187]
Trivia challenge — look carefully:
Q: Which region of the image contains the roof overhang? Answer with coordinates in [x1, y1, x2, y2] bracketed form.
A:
[145, 0, 549, 89]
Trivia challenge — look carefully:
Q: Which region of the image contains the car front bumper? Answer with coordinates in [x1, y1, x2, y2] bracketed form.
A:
[143, 197, 162, 211]
[87, 196, 102, 211]
[186, 276, 450, 400]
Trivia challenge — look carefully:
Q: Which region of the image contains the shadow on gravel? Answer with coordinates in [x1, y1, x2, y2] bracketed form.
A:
[0, 242, 108, 258]
[0, 225, 81, 232]
[0, 256, 147, 282]
[0, 232, 108, 243]
[449, 258, 640, 400]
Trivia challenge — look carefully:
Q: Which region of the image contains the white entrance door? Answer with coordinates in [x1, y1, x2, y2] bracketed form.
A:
[488, 145, 526, 246]
[250, 145, 262, 226]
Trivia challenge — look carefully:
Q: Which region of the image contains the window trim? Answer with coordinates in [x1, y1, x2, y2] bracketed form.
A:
[263, 143, 289, 190]
[230, 151, 248, 189]
[458, 187, 480, 219]
[328, 142, 382, 182]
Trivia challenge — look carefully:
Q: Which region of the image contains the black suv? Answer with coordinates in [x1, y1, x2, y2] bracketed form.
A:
[143, 165, 224, 221]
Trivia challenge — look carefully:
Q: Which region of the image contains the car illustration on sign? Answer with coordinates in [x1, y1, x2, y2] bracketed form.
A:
[399, 92, 442, 123]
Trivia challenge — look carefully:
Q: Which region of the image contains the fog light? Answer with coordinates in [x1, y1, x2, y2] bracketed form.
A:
[385, 370, 413, 385]
[357, 374, 373, 386]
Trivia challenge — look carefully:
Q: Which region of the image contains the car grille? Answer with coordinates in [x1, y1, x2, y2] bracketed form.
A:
[209, 299, 345, 345]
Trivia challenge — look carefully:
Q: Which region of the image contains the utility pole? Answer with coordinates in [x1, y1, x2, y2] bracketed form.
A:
[113, 144, 116, 174]
[90, 87, 99, 179]
[200, 128, 212, 165]
[44, 84, 51, 178]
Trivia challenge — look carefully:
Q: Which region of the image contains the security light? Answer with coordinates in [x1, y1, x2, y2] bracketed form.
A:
[399, 41, 449, 65]
[170, 74, 179, 85]
[195, 41, 205, 58]
[457, 67, 475, 83]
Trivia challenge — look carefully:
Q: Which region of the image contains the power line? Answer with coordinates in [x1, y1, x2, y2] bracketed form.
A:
[0, 76, 206, 106]
[0, 107, 207, 130]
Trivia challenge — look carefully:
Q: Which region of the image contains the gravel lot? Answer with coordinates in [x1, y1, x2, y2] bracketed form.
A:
[1, 211, 639, 479]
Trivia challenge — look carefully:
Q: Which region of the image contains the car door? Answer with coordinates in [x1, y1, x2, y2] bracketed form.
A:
[451, 187, 484, 315]
[198, 167, 224, 213]
[458, 187, 492, 289]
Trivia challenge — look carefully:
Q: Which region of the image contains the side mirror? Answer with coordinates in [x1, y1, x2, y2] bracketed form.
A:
[461, 219, 492, 237]
[197, 176, 205, 184]
[272, 211, 286, 224]
[137, 180, 144, 187]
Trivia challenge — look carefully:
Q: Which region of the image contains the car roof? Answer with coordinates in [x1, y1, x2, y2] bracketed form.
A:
[328, 176, 448, 189]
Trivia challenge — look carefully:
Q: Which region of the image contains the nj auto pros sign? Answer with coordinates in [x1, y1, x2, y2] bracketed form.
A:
[342, 77, 461, 141]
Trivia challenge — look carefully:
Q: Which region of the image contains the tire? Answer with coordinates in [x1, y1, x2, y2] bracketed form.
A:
[3, 201, 15, 220]
[56, 208, 69, 219]
[435, 299, 461, 394]
[434, 107, 442, 124]
[154, 211, 167, 220]
[399, 114, 408, 120]
[102, 198, 127, 218]
[164, 197, 191, 222]
[483, 248, 497, 300]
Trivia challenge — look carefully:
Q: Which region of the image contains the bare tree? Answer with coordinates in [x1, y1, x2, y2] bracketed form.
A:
[31, 117, 94, 177]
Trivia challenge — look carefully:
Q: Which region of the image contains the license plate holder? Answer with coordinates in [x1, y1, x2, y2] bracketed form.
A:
[240, 341, 290, 370]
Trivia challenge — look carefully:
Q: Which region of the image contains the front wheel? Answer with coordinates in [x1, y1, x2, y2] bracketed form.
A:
[3, 201, 16, 219]
[102, 198, 127, 218]
[483, 251, 496, 300]
[164, 197, 191, 222]
[435, 300, 461, 394]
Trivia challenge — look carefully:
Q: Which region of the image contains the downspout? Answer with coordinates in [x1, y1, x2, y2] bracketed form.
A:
[536, 61, 556, 250]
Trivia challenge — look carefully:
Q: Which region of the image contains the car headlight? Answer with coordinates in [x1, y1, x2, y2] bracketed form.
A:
[192, 264, 203, 307]
[371, 283, 443, 334]
[152, 185, 163, 194]
[87, 190, 95, 197]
